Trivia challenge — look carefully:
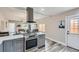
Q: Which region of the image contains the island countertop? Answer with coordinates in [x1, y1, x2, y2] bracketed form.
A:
[0, 35, 24, 44]
[0, 32, 45, 44]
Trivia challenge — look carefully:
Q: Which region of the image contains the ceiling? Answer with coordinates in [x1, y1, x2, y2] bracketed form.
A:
[33, 7, 77, 19]
[15, 7, 77, 20]
[0, 7, 26, 21]
[0, 7, 76, 20]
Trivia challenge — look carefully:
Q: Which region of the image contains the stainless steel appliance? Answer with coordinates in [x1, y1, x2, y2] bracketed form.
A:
[25, 7, 38, 50]
[26, 35, 37, 50]
[26, 7, 38, 34]
[8, 22, 16, 35]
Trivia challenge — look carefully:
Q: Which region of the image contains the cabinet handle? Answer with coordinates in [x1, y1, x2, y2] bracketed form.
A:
[67, 31, 69, 34]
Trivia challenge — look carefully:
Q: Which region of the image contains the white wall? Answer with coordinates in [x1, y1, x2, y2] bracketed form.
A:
[35, 8, 79, 45]
[35, 16, 65, 45]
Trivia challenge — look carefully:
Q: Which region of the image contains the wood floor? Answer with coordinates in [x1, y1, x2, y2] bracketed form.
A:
[45, 38, 79, 52]
[46, 43, 79, 52]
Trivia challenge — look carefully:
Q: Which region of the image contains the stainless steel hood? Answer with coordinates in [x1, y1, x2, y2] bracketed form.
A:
[26, 7, 36, 23]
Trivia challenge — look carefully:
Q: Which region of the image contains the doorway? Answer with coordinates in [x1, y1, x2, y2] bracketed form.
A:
[66, 14, 79, 50]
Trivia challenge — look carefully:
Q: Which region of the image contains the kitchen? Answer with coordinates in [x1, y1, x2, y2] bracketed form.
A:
[0, 7, 45, 52]
[1, 7, 79, 52]
[0, 0, 79, 59]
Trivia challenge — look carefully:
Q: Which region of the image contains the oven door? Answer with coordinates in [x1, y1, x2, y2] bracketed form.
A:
[26, 38, 37, 50]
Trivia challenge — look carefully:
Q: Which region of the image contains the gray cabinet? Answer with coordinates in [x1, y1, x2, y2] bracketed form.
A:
[13, 38, 24, 52]
[3, 38, 24, 52]
[3, 40, 13, 52]
[37, 34, 45, 48]
[0, 43, 3, 52]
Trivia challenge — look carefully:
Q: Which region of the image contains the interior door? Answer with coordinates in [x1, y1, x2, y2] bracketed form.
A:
[66, 15, 79, 50]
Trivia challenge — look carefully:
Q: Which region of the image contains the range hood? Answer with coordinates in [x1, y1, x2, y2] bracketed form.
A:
[26, 7, 36, 23]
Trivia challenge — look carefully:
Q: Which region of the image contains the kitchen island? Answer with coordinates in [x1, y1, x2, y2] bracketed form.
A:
[0, 32, 45, 52]
[0, 35, 25, 52]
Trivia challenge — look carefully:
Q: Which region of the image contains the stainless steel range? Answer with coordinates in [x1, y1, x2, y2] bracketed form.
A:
[25, 34, 37, 50]
[25, 7, 38, 50]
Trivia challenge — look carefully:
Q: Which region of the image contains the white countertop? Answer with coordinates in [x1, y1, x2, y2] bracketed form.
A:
[36, 32, 45, 35]
[0, 32, 45, 44]
[0, 35, 24, 44]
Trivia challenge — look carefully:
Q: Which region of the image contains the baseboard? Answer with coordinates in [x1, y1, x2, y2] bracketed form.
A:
[46, 37, 66, 46]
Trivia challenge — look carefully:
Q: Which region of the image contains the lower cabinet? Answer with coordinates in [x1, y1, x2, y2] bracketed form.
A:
[37, 34, 45, 48]
[3, 40, 13, 52]
[12, 38, 24, 52]
[0, 43, 3, 52]
[3, 38, 24, 52]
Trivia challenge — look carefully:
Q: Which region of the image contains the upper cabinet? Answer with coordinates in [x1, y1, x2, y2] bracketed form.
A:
[0, 20, 8, 32]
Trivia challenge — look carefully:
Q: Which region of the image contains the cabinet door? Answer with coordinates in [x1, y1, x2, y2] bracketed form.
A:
[37, 34, 45, 48]
[0, 20, 8, 32]
[13, 38, 24, 52]
[0, 43, 3, 52]
[3, 40, 13, 52]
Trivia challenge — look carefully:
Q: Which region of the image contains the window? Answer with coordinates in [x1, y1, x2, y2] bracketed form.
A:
[70, 18, 79, 34]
